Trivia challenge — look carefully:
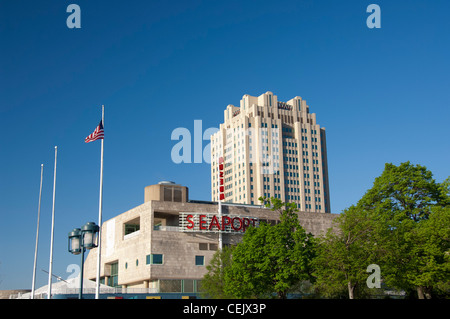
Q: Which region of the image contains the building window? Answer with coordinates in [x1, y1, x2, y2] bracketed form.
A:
[195, 256, 205, 266]
[146, 254, 163, 265]
[107, 262, 119, 287]
[124, 217, 140, 237]
[174, 188, 182, 202]
[183, 279, 195, 293]
[124, 224, 139, 235]
[164, 187, 172, 201]
[163, 186, 184, 202]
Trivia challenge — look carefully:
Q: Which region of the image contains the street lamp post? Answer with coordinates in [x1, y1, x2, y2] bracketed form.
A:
[68, 222, 99, 299]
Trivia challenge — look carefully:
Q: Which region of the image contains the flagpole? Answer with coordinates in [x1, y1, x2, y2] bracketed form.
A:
[47, 146, 57, 299]
[31, 164, 44, 299]
[95, 105, 104, 299]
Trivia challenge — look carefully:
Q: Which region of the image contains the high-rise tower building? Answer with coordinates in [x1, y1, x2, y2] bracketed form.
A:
[210, 91, 330, 213]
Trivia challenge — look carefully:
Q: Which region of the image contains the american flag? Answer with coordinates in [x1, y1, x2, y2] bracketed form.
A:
[85, 120, 104, 143]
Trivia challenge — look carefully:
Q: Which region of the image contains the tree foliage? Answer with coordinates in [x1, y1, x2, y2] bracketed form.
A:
[201, 245, 235, 299]
[313, 162, 449, 299]
[220, 197, 315, 299]
[359, 162, 448, 221]
[202, 162, 449, 299]
[356, 162, 449, 298]
[313, 206, 379, 299]
[402, 206, 450, 298]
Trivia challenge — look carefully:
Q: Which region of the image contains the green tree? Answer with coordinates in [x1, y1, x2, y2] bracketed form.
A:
[359, 162, 447, 222]
[223, 197, 316, 299]
[313, 205, 378, 299]
[358, 162, 449, 298]
[201, 245, 235, 299]
[402, 206, 450, 298]
[441, 176, 450, 198]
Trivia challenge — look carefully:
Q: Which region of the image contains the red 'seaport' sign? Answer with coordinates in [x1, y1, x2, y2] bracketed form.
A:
[179, 212, 259, 233]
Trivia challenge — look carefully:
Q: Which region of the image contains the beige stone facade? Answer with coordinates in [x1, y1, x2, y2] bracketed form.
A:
[83, 182, 336, 293]
[210, 91, 331, 213]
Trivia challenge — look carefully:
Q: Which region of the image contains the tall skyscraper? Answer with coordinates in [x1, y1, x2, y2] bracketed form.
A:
[210, 91, 330, 213]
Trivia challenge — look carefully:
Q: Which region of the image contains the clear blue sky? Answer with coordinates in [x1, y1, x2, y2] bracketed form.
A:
[1, 0, 449, 290]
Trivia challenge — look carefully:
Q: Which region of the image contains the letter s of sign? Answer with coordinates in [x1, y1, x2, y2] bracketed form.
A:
[186, 214, 194, 229]
[66, 4, 81, 29]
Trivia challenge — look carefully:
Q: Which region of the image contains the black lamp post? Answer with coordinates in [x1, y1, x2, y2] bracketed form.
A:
[68, 222, 99, 299]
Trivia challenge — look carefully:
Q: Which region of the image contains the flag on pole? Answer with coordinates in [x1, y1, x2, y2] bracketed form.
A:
[87, 106, 105, 299]
[85, 120, 104, 143]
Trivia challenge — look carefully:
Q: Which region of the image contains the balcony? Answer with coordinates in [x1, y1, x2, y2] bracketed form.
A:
[153, 225, 180, 232]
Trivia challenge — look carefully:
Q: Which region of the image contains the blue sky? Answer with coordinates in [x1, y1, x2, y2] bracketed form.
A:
[1, 0, 449, 290]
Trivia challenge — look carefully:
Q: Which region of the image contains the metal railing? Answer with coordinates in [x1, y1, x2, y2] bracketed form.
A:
[13, 287, 160, 299]
[153, 225, 180, 232]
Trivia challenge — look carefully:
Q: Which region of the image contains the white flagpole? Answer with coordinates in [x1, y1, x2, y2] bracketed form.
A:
[31, 164, 44, 299]
[95, 105, 104, 299]
[47, 146, 57, 299]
